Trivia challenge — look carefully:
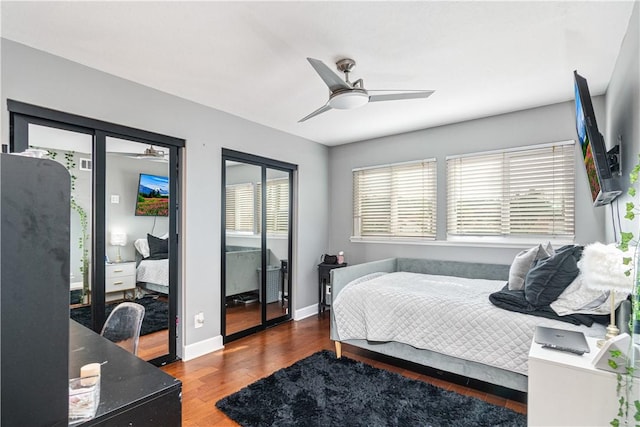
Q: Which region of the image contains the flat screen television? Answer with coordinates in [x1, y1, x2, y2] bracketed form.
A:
[573, 70, 621, 206]
[135, 173, 169, 216]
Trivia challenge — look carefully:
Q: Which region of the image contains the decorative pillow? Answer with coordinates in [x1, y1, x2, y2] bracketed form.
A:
[134, 238, 150, 258]
[524, 245, 583, 307]
[544, 241, 555, 257]
[147, 233, 169, 260]
[507, 244, 551, 290]
[552, 242, 633, 315]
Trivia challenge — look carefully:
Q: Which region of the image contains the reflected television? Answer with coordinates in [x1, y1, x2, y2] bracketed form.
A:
[135, 173, 169, 216]
[573, 70, 620, 206]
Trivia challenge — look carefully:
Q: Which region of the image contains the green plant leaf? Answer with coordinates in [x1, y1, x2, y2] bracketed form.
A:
[609, 359, 619, 370]
[620, 232, 634, 251]
[610, 419, 619, 427]
[629, 187, 637, 197]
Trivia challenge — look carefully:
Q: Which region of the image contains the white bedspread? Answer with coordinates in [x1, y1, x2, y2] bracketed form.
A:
[333, 272, 606, 375]
[136, 259, 169, 288]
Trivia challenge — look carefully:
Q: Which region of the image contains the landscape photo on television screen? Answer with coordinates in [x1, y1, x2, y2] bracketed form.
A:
[136, 174, 169, 216]
[575, 87, 600, 202]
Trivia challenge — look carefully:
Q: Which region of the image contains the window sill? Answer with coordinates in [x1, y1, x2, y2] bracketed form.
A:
[350, 236, 574, 249]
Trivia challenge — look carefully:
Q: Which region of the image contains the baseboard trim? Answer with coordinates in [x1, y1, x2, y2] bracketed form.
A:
[294, 303, 320, 320]
[182, 305, 321, 360]
[182, 335, 223, 361]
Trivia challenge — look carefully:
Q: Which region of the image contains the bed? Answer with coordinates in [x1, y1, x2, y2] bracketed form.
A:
[136, 257, 169, 295]
[330, 247, 631, 392]
[134, 236, 169, 295]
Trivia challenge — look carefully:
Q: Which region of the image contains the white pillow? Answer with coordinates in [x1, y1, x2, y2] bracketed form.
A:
[551, 242, 633, 315]
[134, 238, 150, 258]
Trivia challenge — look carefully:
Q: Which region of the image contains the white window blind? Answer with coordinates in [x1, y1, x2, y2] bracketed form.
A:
[225, 183, 256, 233]
[353, 159, 437, 239]
[258, 178, 290, 234]
[446, 141, 575, 239]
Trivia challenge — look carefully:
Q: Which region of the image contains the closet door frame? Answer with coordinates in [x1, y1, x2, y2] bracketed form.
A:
[221, 148, 296, 343]
[8, 100, 184, 366]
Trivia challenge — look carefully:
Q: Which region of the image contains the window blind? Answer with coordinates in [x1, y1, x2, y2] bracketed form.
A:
[257, 178, 290, 234]
[446, 141, 575, 239]
[353, 159, 437, 239]
[225, 183, 255, 233]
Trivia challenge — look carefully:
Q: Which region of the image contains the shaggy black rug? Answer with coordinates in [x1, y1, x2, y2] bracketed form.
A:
[70, 296, 168, 336]
[216, 350, 526, 427]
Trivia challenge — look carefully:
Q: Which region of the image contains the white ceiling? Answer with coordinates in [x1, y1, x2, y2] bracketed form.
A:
[1, 1, 635, 146]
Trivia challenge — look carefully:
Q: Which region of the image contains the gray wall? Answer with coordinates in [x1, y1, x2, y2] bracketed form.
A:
[605, 1, 640, 244]
[105, 153, 170, 262]
[327, 99, 611, 266]
[1, 39, 330, 351]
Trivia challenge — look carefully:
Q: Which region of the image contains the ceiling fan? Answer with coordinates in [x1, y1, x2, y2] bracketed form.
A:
[120, 145, 168, 162]
[299, 57, 435, 122]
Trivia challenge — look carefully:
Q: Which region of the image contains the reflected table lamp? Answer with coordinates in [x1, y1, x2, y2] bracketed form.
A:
[110, 231, 127, 263]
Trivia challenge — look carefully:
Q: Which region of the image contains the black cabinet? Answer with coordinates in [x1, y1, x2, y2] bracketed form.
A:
[1, 154, 71, 426]
[317, 263, 347, 315]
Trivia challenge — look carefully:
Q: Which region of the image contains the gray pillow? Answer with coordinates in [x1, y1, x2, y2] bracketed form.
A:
[524, 245, 583, 307]
[508, 244, 549, 291]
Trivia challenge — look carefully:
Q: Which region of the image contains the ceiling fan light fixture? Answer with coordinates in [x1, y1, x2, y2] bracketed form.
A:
[329, 90, 369, 110]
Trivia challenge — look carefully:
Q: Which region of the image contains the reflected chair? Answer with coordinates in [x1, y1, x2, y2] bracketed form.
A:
[100, 302, 145, 356]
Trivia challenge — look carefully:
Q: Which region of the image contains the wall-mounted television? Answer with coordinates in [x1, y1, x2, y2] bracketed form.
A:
[135, 173, 169, 216]
[573, 70, 621, 206]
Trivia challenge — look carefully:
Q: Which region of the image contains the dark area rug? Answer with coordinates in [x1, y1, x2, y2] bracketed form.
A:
[70, 296, 168, 336]
[216, 350, 526, 427]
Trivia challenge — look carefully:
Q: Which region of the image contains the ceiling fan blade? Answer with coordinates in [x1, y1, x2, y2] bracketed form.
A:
[369, 91, 435, 103]
[298, 104, 333, 123]
[307, 58, 351, 92]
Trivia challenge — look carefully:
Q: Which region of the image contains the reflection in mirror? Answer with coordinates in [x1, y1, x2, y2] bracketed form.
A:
[105, 137, 170, 360]
[26, 124, 94, 319]
[224, 160, 262, 336]
[265, 168, 290, 322]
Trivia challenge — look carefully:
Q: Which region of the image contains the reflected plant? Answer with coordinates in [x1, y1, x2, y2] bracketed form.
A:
[38, 147, 91, 301]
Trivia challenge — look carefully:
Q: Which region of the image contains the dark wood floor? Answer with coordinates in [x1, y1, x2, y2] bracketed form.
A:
[161, 312, 527, 426]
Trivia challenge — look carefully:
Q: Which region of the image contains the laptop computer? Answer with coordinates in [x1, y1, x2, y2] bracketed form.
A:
[534, 326, 590, 355]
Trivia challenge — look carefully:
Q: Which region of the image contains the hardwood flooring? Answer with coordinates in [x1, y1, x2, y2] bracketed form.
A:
[138, 298, 287, 361]
[138, 329, 168, 360]
[161, 313, 527, 426]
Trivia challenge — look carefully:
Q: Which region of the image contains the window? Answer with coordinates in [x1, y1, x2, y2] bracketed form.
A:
[226, 178, 289, 235]
[446, 141, 575, 241]
[258, 178, 290, 235]
[226, 183, 255, 233]
[353, 159, 437, 240]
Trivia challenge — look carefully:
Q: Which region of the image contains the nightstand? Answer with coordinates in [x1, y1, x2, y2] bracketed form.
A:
[317, 262, 347, 316]
[528, 335, 638, 426]
[105, 261, 136, 300]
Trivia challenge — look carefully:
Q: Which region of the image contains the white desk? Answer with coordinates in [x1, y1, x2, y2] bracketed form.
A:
[528, 336, 637, 426]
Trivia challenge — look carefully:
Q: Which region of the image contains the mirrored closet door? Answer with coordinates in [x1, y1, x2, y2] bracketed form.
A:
[23, 123, 95, 319]
[222, 149, 295, 343]
[105, 136, 173, 361]
[9, 101, 183, 366]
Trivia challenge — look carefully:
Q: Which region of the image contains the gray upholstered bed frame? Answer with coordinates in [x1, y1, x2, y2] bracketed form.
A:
[329, 257, 524, 391]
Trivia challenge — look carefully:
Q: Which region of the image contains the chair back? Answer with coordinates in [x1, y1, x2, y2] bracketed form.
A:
[100, 302, 145, 355]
